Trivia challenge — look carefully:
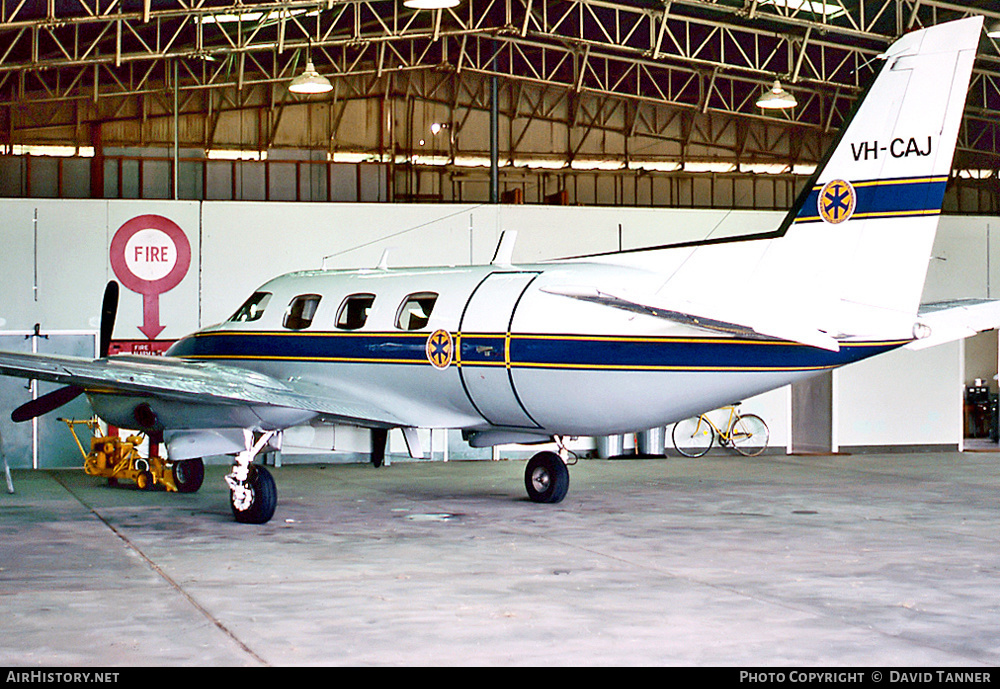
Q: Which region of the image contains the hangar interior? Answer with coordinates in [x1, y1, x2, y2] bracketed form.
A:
[4, 0, 1000, 669]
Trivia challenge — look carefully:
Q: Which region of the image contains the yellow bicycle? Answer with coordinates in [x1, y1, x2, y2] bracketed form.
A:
[671, 404, 769, 457]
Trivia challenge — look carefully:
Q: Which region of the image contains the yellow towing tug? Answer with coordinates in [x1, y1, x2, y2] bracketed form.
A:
[61, 418, 203, 493]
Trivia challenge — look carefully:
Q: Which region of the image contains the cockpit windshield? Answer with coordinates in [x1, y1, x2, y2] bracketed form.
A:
[228, 292, 272, 323]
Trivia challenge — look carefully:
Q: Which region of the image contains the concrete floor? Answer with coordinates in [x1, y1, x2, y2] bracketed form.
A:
[1, 451, 999, 667]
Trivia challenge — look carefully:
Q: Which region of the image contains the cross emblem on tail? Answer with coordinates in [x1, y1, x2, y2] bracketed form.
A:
[818, 179, 856, 224]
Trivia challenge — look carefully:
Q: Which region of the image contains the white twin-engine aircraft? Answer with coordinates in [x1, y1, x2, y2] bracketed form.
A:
[1, 17, 997, 524]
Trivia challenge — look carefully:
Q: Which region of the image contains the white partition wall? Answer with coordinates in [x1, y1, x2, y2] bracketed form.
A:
[0, 196, 994, 463]
[198, 202, 492, 325]
[0, 199, 201, 341]
[196, 202, 786, 325]
[834, 343, 964, 451]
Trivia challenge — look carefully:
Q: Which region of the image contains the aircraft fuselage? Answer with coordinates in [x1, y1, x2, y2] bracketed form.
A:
[161, 260, 904, 445]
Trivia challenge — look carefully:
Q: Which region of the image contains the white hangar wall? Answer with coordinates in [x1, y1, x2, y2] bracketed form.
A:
[835, 344, 963, 450]
[0, 197, 995, 463]
[0, 199, 202, 339]
[196, 202, 782, 325]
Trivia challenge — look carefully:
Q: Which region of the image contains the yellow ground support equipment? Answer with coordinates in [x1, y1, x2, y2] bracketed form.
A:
[60, 418, 177, 492]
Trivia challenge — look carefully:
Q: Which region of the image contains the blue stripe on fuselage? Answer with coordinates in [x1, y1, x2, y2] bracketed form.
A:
[166, 331, 907, 372]
[511, 335, 902, 370]
[167, 331, 430, 364]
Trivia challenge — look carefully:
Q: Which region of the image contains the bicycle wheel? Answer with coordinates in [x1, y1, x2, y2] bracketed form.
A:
[671, 416, 714, 457]
[729, 413, 769, 457]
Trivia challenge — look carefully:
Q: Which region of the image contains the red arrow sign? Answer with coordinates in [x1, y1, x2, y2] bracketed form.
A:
[138, 293, 165, 340]
[109, 215, 191, 341]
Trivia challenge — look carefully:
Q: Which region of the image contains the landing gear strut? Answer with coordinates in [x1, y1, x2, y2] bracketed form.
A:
[371, 428, 388, 468]
[226, 431, 278, 524]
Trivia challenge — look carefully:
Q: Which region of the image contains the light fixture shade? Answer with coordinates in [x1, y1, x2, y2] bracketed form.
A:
[756, 79, 797, 110]
[403, 0, 460, 8]
[289, 60, 332, 94]
[988, 20, 1000, 39]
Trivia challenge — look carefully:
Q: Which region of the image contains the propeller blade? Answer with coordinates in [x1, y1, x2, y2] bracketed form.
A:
[99, 281, 119, 358]
[11, 385, 84, 423]
[11, 284, 117, 423]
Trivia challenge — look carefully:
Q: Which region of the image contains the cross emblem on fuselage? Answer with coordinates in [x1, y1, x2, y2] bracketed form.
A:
[425, 330, 453, 369]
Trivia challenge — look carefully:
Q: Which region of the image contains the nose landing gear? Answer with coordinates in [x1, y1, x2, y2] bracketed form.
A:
[228, 463, 277, 524]
[225, 430, 278, 524]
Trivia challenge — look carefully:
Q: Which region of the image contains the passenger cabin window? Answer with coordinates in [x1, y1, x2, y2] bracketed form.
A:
[336, 294, 376, 331]
[229, 292, 272, 323]
[283, 294, 322, 330]
[395, 292, 438, 331]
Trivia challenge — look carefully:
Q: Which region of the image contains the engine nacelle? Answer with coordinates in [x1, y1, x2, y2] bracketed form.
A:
[87, 393, 316, 438]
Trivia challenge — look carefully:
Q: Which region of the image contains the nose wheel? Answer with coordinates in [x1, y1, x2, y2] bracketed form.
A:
[524, 451, 570, 503]
[228, 464, 277, 524]
[225, 430, 279, 524]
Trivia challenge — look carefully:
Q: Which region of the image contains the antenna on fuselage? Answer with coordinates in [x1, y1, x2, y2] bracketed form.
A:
[376, 248, 391, 270]
[491, 230, 517, 266]
[319, 204, 490, 268]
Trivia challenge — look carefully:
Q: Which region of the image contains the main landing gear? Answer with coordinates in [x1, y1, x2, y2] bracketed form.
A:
[524, 450, 570, 503]
[225, 430, 278, 524]
[369, 430, 571, 504]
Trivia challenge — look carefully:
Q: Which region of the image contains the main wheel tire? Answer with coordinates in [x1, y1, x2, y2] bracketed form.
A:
[672, 416, 714, 457]
[172, 458, 205, 493]
[730, 413, 770, 457]
[231, 464, 277, 524]
[524, 451, 570, 504]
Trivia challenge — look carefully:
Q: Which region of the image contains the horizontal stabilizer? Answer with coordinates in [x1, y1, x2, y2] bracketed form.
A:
[541, 285, 840, 351]
[907, 300, 1000, 350]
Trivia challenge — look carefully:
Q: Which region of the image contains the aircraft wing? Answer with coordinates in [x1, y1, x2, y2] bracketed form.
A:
[541, 285, 841, 351]
[907, 300, 1000, 350]
[0, 350, 405, 427]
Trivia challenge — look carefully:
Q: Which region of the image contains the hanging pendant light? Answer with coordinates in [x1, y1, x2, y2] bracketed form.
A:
[289, 58, 332, 94]
[756, 79, 797, 110]
[290, 39, 332, 95]
[403, 0, 460, 8]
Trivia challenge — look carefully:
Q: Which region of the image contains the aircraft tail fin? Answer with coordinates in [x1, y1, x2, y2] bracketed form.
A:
[778, 16, 982, 326]
[567, 19, 984, 346]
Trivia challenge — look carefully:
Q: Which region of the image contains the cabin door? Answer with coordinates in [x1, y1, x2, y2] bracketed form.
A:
[459, 272, 540, 428]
